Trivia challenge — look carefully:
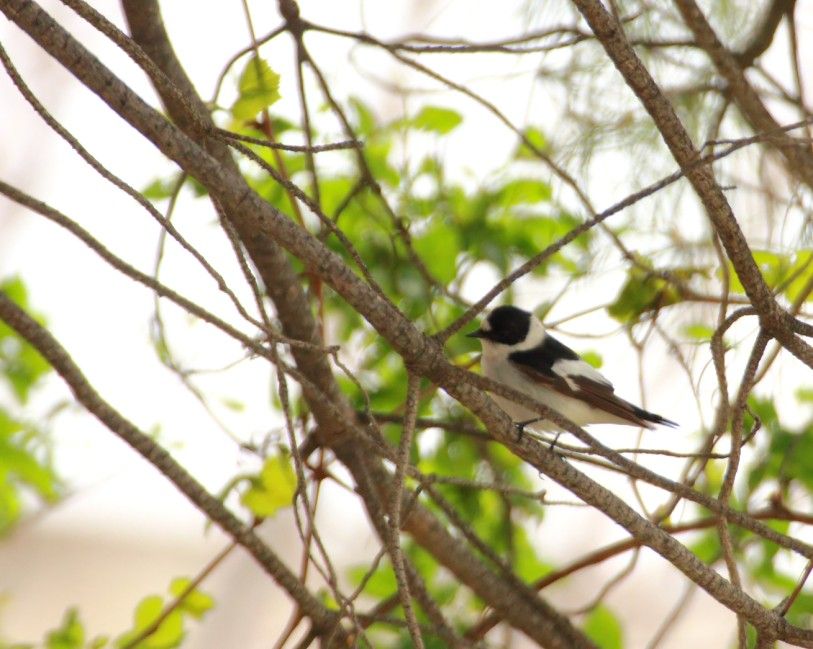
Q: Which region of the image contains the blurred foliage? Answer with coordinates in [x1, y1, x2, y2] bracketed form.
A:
[727, 251, 813, 305]
[583, 605, 623, 649]
[8, 9, 812, 641]
[745, 396, 813, 499]
[115, 577, 215, 649]
[130, 53, 813, 645]
[240, 451, 297, 519]
[0, 276, 58, 535]
[0, 277, 50, 403]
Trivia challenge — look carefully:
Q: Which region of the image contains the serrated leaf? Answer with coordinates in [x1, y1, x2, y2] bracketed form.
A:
[240, 453, 297, 518]
[412, 106, 462, 134]
[583, 606, 623, 649]
[231, 57, 281, 120]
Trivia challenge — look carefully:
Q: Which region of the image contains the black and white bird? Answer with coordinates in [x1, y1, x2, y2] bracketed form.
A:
[468, 305, 676, 431]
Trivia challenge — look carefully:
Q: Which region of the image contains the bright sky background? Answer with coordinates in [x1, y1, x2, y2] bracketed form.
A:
[1, 1, 812, 647]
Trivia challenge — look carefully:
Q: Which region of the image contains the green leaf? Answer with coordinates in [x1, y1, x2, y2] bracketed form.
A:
[579, 351, 603, 369]
[688, 529, 721, 563]
[496, 178, 552, 206]
[583, 605, 623, 649]
[221, 398, 245, 412]
[514, 126, 548, 159]
[45, 608, 85, 649]
[141, 177, 180, 201]
[796, 388, 813, 404]
[0, 408, 60, 534]
[412, 106, 462, 134]
[725, 250, 813, 302]
[365, 138, 400, 188]
[168, 578, 215, 619]
[0, 436, 59, 500]
[349, 96, 377, 135]
[784, 250, 813, 303]
[413, 221, 461, 284]
[683, 323, 715, 342]
[512, 527, 553, 581]
[0, 276, 51, 403]
[117, 595, 184, 649]
[231, 56, 281, 120]
[347, 563, 398, 598]
[240, 452, 298, 518]
[607, 269, 681, 324]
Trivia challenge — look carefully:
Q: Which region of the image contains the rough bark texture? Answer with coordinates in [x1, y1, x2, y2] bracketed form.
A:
[3, 0, 813, 645]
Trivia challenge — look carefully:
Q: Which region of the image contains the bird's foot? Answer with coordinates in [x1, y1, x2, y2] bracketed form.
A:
[514, 417, 542, 442]
[548, 430, 563, 455]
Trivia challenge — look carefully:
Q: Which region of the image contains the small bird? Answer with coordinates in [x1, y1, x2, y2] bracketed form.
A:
[468, 305, 676, 432]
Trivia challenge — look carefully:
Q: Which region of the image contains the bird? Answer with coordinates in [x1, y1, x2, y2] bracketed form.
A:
[467, 305, 676, 432]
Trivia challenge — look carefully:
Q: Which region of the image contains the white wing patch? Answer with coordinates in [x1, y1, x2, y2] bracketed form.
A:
[551, 359, 614, 391]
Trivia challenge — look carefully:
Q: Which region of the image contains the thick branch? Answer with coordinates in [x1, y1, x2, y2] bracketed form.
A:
[674, 0, 813, 190]
[3, 2, 592, 644]
[570, 0, 812, 368]
[735, 0, 796, 68]
[85, 0, 351, 446]
[5, 1, 813, 643]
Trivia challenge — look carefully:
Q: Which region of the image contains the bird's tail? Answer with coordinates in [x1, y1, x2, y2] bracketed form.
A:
[633, 406, 678, 428]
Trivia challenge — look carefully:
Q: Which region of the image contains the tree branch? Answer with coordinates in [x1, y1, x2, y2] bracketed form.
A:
[6, 0, 813, 644]
[674, 0, 813, 190]
[570, 0, 812, 368]
[0, 292, 344, 641]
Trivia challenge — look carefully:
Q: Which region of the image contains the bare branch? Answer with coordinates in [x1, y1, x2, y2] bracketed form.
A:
[0, 292, 345, 640]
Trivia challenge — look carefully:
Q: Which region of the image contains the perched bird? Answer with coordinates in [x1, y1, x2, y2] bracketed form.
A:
[468, 305, 676, 431]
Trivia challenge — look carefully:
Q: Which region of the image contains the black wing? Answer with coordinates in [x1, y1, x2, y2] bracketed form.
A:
[509, 334, 676, 428]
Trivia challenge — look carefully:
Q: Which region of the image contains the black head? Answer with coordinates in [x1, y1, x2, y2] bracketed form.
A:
[467, 306, 532, 345]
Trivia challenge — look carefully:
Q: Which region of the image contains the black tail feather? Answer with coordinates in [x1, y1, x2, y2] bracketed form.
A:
[633, 407, 678, 428]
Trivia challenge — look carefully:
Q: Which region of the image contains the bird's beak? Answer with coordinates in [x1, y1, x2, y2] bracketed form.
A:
[467, 328, 486, 339]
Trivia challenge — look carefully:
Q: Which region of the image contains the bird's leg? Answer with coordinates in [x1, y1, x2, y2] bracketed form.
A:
[514, 417, 542, 441]
[548, 430, 563, 453]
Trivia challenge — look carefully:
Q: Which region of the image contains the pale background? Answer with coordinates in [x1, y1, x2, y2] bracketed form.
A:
[1, 1, 811, 647]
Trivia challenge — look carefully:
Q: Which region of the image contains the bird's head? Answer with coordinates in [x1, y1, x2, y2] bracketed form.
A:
[467, 305, 536, 347]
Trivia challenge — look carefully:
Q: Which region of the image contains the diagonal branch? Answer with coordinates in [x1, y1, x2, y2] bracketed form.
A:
[6, 0, 813, 644]
[735, 0, 797, 68]
[2, 2, 593, 645]
[570, 0, 812, 370]
[673, 0, 813, 190]
[0, 292, 345, 641]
